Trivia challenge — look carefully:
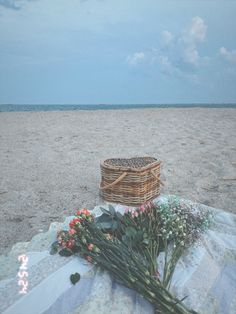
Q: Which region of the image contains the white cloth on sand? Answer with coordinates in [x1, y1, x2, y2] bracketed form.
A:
[0, 195, 236, 314]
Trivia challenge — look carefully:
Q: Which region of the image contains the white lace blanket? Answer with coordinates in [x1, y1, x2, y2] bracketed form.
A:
[1, 196, 236, 314]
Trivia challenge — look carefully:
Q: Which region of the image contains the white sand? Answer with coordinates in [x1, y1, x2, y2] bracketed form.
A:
[0, 108, 235, 254]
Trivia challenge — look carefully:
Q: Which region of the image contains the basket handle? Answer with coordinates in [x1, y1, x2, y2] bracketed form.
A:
[100, 172, 128, 190]
[151, 170, 164, 186]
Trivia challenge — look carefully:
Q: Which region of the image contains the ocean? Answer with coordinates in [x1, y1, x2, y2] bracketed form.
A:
[0, 103, 236, 112]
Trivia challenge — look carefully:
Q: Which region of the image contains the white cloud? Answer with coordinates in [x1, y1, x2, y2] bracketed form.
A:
[182, 16, 207, 45]
[158, 53, 198, 82]
[126, 16, 208, 76]
[220, 47, 236, 63]
[158, 55, 176, 75]
[161, 30, 173, 46]
[180, 16, 207, 66]
[183, 46, 199, 66]
[126, 51, 145, 66]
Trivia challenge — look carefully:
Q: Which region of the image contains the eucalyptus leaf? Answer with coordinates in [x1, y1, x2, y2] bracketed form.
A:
[115, 211, 123, 221]
[125, 226, 137, 237]
[136, 230, 144, 240]
[70, 272, 81, 285]
[72, 245, 81, 253]
[96, 213, 113, 224]
[111, 221, 118, 232]
[100, 207, 110, 215]
[122, 235, 131, 245]
[142, 238, 149, 245]
[59, 248, 73, 257]
[50, 241, 59, 255]
[97, 221, 113, 229]
[142, 232, 149, 245]
[108, 205, 116, 216]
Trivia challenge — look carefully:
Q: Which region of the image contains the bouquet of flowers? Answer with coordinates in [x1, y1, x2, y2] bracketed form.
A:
[51, 197, 212, 314]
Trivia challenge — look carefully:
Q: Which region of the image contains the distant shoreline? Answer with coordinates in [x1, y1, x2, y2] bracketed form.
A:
[0, 103, 236, 112]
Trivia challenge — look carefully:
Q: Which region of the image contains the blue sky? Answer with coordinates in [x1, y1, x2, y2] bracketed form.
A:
[0, 0, 236, 104]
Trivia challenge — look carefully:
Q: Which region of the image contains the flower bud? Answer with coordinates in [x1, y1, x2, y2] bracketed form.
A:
[129, 277, 136, 283]
[148, 291, 156, 298]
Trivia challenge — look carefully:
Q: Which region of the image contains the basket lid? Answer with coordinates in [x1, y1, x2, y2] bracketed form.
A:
[102, 157, 160, 171]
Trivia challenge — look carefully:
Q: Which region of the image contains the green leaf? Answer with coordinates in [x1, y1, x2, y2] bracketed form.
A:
[59, 248, 73, 257]
[71, 245, 81, 253]
[70, 272, 81, 285]
[100, 207, 110, 215]
[96, 214, 114, 230]
[142, 232, 149, 245]
[122, 235, 130, 245]
[142, 238, 149, 245]
[96, 213, 112, 224]
[97, 221, 113, 229]
[111, 221, 118, 232]
[125, 226, 137, 237]
[50, 241, 59, 255]
[108, 205, 116, 216]
[115, 211, 123, 221]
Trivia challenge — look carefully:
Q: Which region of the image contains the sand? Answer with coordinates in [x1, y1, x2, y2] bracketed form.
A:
[0, 108, 236, 255]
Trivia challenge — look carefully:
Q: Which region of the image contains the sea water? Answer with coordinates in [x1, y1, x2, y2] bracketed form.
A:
[0, 103, 236, 112]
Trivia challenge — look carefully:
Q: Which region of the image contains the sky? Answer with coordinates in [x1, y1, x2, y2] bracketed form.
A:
[0, 0, 236, 104]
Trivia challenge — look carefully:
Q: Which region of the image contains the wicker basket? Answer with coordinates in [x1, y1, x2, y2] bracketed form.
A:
[100, 157, 163, 206]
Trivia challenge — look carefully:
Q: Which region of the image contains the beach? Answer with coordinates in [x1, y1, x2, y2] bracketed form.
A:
[0, 108, 235, 255]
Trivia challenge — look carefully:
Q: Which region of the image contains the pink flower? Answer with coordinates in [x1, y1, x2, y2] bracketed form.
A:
[77, 208, 91, 217]
[66, 239, 75, 249]
[86, 256, 93, 263]
[125, 208, 130, 214]
[147, 201, 155, 209]
[61, 241, 67, 248]
[131, 210, 139, 218]
[140, 205, 146, 212]
[69, 218, 81, 229]
[88, 244, 94, 251]
[69, 229, 77, 235]
[156, 270, 161, 279]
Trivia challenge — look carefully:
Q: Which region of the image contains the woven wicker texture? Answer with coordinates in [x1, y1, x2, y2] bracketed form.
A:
[100, 157, 162, 205]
